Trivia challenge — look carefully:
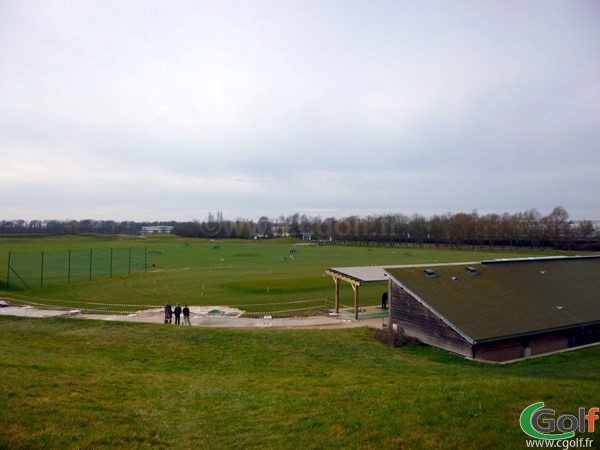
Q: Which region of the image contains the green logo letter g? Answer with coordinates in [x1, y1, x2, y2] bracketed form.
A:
[520, 402, 575, 440]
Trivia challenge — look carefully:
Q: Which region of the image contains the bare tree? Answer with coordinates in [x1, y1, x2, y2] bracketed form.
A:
[522, 209, 543, 249]
[543, 206, 570, 248]
[393, 214, 410, 246]
[483, 213, 500, 250]
[257, 216, 272, 237]
[409, 213, 428, 247]
[429, 214, 447, 247]
[576, 220, 595, 239]
[448, 213, 471, 249]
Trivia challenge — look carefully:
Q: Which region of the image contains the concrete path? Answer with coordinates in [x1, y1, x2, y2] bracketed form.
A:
[0, 306, 81, 318]
[0, 304, 388, 329]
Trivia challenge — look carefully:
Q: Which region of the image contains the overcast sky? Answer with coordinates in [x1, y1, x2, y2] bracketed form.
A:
[1, 0, 599, 222]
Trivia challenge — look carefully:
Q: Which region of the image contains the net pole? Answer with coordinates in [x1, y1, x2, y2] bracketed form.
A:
[144, 247, 147, 272]
[40, 251, 44, 288]
[110, 248, 113, 278]
[128, 248, 132, 275]
[68, 250, 71, 284]
[89, 249, 93, 281]
[6, 251, 11, 290]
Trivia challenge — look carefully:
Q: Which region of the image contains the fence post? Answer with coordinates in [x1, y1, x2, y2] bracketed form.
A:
[6, 251, 10, 290]
[40, 251, 44, 288]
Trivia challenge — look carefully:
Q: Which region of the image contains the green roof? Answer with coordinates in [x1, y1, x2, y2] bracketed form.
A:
[384, 256, 600, 343]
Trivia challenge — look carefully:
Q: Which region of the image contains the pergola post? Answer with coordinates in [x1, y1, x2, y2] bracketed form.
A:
[325, 269, 369, 321]
[334, 277, 340, 313]
[386, 278, 392, 327]
[352, 283, 359, 320]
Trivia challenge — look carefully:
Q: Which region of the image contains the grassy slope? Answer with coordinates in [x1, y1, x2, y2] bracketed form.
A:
[1, 316, 599, 449]
[0, 236, 564, 313]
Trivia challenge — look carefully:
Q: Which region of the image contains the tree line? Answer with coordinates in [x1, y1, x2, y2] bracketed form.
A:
[0, 219, 176, 236]
[1, 206, 598, 250]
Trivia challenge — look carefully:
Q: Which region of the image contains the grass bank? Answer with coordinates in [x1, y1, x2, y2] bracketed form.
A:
[1, 316, 599, 449]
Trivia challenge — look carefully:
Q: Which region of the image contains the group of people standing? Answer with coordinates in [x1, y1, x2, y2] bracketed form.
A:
[164, 302, 191, 325]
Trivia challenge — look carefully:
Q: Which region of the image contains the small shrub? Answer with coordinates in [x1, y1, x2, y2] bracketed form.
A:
[372, 325, 421, 347]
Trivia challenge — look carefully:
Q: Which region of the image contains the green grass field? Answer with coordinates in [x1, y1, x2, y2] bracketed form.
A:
[1, 237, 598, 448]
[1, 316, 599, 449]
[0, 235, 570, 315]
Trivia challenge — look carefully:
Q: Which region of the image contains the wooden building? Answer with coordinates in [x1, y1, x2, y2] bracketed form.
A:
[384, 256, 600, 362]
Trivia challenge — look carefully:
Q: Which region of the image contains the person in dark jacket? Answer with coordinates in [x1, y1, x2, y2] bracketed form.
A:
[164, 302, 173, 324]
[174, 303, 182, 325]
[182, 305, 191, 326]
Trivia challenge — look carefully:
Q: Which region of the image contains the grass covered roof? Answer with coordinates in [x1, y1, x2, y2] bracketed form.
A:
[385, 256, 600, 343]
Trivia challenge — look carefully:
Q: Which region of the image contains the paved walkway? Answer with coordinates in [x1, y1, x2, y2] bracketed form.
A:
[0, 304, 388, 329]
[0, 306, 81, 318]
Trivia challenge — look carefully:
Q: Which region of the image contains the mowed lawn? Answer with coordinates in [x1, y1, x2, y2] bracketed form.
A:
[1, 316, 599, 449]
[0, 236, 567, 314]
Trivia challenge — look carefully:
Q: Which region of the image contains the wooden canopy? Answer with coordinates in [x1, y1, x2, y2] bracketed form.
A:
[324, 266, 389, 320]
[325, 262, 479, 320]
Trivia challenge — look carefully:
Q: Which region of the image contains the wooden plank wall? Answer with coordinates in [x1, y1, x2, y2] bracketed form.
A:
[390, 283, 472, 358]
[473, 338, 523, 362]
[474, 331, 571, 362]
[530, 332, 570, 356]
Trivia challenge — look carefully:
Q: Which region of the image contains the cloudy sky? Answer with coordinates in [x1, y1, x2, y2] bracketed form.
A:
[1, 0, 599, 222]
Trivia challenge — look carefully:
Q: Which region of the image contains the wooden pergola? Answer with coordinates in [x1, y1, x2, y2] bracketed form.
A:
[325, 263, 476, 319]
[324, 266, 390, 320]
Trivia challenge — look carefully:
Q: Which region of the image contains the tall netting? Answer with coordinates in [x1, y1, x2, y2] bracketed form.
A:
[6, 247, 147, 290]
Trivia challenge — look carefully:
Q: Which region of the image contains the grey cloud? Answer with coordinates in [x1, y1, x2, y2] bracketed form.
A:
[1, 0, 598, 221]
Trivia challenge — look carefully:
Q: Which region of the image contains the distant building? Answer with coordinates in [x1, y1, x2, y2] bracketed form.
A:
[141, 226, 174, 235]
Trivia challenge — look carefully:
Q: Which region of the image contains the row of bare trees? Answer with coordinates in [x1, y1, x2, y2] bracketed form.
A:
[172, 206, 598, 250]
[258, 206, 597, 250]
[1, 206, 598, 250]
[0, 219, 175, 236]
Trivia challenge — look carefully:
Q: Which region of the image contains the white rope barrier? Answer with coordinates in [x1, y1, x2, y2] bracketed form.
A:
[1, 295, 334, 316]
